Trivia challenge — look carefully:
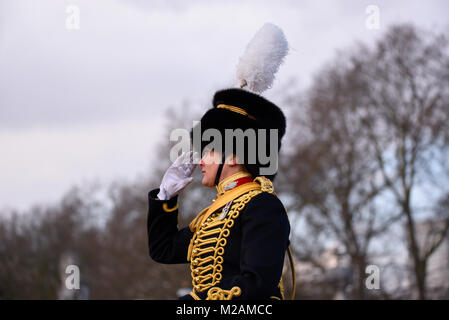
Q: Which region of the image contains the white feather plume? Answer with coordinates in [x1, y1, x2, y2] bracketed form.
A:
[236, 23, 289, 93]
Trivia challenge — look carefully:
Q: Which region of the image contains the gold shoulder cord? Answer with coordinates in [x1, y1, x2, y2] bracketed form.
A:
[188, 176, 296, 300]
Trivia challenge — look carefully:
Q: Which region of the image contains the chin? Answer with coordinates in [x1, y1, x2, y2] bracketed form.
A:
[202, 177, 214, 188]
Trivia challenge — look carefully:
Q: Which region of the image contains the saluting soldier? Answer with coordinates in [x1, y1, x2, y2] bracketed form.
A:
[146, 24, 294, 300]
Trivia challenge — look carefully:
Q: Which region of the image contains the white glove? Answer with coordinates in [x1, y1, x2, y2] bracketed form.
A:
[157, 151, 199, 200]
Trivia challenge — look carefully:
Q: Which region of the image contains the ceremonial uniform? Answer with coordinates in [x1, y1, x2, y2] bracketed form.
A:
[147, 87, 292, 300]
[147, 172, 290, 300]
[147, 22, 292, 300]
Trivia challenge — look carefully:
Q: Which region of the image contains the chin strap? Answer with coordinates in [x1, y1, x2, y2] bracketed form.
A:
[214, 153, 227, 186]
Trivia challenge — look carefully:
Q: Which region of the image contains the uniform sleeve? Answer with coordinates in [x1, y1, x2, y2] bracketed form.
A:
[147, 188, 193, 264]
[198, 192, 291, 300]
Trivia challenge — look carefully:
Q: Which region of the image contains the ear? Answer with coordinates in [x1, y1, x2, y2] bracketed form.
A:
[225, 154, 240, 166]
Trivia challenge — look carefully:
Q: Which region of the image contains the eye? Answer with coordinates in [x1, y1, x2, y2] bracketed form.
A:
[203, 147, 213, 157]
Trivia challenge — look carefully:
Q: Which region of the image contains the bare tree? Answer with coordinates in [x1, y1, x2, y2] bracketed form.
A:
[356, 24, 449, 299]
[0, 101, 213, 299]
[281, 24, 449, 299]
[282, 51, 399, 299]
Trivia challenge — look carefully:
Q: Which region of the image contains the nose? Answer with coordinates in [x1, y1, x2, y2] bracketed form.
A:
[199, 157, 205, 168]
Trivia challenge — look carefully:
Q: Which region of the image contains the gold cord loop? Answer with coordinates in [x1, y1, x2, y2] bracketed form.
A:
[206, 286, 242, 300]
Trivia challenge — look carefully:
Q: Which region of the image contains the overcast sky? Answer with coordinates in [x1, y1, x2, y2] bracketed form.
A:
[0, 0, 448, 211]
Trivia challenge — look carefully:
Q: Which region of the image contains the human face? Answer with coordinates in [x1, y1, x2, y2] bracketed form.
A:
[199, 149, 221, 188]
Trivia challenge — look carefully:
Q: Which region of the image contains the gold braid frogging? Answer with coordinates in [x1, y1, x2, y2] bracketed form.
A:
[189, 189, 263, 297]
[188, 176, 295, 300]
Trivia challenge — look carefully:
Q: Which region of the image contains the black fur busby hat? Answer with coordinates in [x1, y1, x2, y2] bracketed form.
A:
[191, 23, 289, 183]
[191, 88, 286, 181]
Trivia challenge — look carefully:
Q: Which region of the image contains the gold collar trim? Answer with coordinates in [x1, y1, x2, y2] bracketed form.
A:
[189, 181, 261, 233]
[216, 171, 252, 196]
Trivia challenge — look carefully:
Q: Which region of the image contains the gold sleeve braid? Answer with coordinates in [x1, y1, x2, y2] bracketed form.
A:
[162, 203, 178, 213]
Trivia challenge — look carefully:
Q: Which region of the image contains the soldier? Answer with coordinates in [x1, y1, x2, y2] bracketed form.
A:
[147, 23, 293, 300]
[147, 88, 291, 300]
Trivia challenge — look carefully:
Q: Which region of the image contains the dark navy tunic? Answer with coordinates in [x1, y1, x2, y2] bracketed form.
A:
[147, 187, 290, 300]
